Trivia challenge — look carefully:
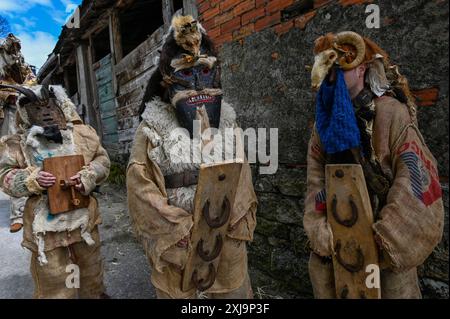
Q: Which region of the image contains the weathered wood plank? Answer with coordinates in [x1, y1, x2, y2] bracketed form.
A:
[118, 126, 139, 143]
[116, 102, 139, 119]
[326, 164, 381, 299]
[182, 162, 243, 292]
[115, 27, 163, 86]
[118, 115, 140, 131]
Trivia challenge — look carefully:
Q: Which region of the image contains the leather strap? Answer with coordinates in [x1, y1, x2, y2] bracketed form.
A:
[164, 170, 199, 189]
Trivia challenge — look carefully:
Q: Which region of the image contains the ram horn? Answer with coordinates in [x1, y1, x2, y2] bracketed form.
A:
[0, 84, 39, 104]
[334, 31, 366, 70]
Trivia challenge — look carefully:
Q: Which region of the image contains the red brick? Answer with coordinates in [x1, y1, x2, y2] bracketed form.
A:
[215, 11, 235, 25]
[233, 23, 255, 40]
[215, 32, 234, 46]
[242, 6, 265, 25]
[254, 12, 281, 32]
[267, 0, 294, 14]
[221, 16, 241, 33]
[208, 26, 221, 39]
[198, 1, 210, 14]
[314, 0, 333, 8]
[294, 11, 316, 29]
[339, 0, 373, 7]
[412, 87, 440, 107]
[203, 5, 220, 21]
[201, 18, 217, 31]
[233, 0, 255, 16]
[220, 0, 242, 12]
[256, 0, 266, 7]
[274, 20, 294, 36]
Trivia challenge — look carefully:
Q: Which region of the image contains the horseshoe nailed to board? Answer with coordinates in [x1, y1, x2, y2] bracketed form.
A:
[326, 164, 381, 299]
[182, 161, 243, 292]
[43, 155, 90, 215]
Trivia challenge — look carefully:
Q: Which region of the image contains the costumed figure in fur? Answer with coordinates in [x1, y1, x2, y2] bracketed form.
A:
[127, 15, 257, 299]
[0, 33, 36, 233]
[0, 76, 111, 298]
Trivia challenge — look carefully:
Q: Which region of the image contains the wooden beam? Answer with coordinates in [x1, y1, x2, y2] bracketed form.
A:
[162, 0, 174, 30]
[109, 9, 123, 64]
[183, 0, 198, 18]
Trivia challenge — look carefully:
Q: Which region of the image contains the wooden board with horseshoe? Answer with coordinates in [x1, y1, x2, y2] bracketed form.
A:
[43, 155, 90, 215]
[181, 161, 243, 292]
[326, 164, 381, 299]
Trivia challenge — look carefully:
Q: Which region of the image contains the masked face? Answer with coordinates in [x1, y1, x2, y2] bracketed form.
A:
[18, 88, 67, 143]
[168, 59, 222, 137]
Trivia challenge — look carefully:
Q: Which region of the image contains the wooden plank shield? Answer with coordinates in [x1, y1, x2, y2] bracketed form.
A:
[326, 164, 381, 299]
[182, 161, 243, 292]
[43, 155, 90, 215]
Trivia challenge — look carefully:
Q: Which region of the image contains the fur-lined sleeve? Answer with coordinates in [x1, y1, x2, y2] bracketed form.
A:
[303, 127, 334, 257]
[372, 106, 444, 272]
[0, 135, 44, 197]
[126, 123, 193, 272]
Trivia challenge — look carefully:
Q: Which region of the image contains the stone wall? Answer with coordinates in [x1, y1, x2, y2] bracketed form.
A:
[197, 0, 449, 298]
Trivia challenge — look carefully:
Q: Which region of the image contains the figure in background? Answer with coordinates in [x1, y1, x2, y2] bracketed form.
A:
[304, 31, 444, 298]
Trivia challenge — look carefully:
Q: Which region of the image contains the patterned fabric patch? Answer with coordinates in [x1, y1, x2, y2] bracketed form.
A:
[5, 169, 30, 198]
[398, 141, 442, 206]
[315, 188, 327, 212]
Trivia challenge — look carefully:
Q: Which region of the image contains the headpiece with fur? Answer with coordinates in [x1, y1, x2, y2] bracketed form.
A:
[139, 15, 219, 116]
[311, 31, 417, 121]
[0, 33, 36, 85]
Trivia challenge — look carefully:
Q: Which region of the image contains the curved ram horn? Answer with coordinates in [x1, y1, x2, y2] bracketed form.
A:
[202, 196, 231, 229]
[191, 263, 216, 291]
[197, 234, 223, 262]
[331, 195, 358, 228]
[0, 84, 39, 104]
[335, 239, 365, 273]
[334, 31, 366, 70]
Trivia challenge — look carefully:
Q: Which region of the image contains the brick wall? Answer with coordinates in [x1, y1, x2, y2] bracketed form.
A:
[196, 0, 449, 298]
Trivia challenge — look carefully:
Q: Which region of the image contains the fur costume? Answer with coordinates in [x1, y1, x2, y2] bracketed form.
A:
[127, 15, 257, 299]
[1, 33, 36, 226]
[0, 84, 110, 298]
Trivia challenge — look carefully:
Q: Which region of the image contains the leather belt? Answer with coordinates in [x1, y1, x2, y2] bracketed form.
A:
[164, 170, 199, 189]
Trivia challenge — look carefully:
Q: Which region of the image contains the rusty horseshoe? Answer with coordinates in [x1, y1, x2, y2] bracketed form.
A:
[192, 263, 216, 291]
[202, 196, 231, 229]
[197, 234, 223, 262]
[335, 239, 365, 273]
[331, 194, 358, 227]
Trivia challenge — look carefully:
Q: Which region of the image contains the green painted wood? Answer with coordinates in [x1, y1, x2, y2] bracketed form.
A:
[95, 53, 118, 145]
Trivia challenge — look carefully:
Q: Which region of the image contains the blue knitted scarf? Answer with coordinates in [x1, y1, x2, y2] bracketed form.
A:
[315, 68, 361, 154]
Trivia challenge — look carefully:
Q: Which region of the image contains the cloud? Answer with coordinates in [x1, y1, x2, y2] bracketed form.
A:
[16, 31, 57, 70]
[0, 0, 52, 13]
[49, 1, 79, 26]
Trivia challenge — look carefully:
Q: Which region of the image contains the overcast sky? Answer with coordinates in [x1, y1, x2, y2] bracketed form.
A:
[0, 0, 82, 71]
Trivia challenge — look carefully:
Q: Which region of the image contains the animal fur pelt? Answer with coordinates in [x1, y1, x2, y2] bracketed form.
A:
[140, 97, 239, 212]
